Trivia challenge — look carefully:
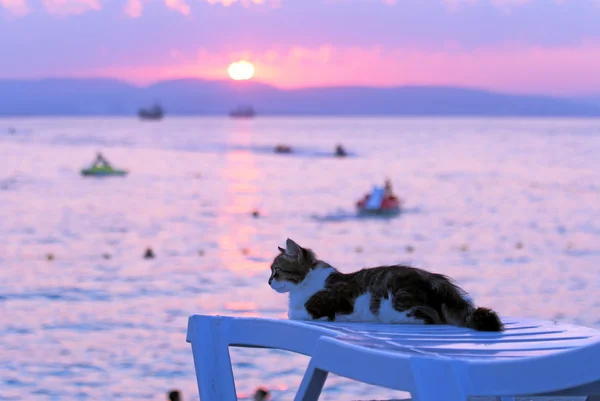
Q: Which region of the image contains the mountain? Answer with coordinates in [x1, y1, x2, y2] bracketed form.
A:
[574, 96, 600, 108]
[0, 78, 599, 117]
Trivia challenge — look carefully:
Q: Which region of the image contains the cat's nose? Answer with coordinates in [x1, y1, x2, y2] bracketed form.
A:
[268, 277, 273, 285]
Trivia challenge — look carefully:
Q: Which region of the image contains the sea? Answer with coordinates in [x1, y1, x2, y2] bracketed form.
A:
[1, 117, 599, 401]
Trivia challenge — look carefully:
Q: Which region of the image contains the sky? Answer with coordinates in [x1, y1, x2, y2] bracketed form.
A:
[1, 0, 600, 95]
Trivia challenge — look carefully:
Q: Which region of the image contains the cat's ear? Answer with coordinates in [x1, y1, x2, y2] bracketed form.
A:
[285, 238, 302, 258]
[278, 246, 285, 254]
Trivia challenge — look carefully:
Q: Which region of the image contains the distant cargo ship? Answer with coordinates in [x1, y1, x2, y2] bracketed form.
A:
[138, 103, 164, 120]
[229, 105, 255, 118]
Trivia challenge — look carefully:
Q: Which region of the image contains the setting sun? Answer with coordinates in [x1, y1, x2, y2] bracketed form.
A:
[228, 60, 255, 81]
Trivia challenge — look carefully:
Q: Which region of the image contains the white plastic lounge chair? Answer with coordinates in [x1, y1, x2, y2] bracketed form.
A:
[186, 315, 600, 401]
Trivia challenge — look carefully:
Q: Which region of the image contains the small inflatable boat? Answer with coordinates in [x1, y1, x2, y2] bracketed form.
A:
[81, 166, 128, 177]
[356, 183, 402, 215]
[81, 152, 128, 177]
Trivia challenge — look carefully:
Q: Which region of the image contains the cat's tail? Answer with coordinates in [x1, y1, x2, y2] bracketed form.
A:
[441, 303, 504, 331]
[464, 307, 504, 332]
[429, 272, 504, 331]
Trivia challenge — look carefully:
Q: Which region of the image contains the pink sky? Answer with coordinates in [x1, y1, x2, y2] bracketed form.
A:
[2, 0, 600, 95]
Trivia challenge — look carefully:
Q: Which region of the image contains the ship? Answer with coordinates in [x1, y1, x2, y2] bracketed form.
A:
[138, 103, 164, 120]
[229, 105, 255, 118]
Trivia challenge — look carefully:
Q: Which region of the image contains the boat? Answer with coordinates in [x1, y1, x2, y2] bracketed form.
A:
[138, 103, 164, 120]
[81, 166, 128, 177]
[230, 105, 255, 118]
[274, 144, 292, 154]
[81, 153, 128, 177]
[356, 180, 402, 215]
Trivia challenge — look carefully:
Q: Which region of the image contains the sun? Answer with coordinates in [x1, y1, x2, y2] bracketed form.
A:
[228, 60, 255, 81]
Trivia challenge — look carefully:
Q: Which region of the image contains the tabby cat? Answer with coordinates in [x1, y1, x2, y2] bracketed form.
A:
[268, 238, 503, 331]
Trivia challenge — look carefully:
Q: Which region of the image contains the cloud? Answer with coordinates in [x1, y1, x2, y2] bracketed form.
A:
[203, 0, 273, 6]
[0, 0, 31, 15]
[41, 0, 101, 16]
[443, 0, 531, 10]
[124, 0, 142, 18]
[165, 0, 190, 15]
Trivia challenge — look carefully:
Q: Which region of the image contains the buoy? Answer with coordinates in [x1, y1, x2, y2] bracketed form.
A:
[46, 253, 55, 261]
[167, 390, 181, 401]
[252, 209, 260, 218]
[460, 244, 469, 252]
[143, 248, 155, 259]
[253, 387, 270, 401]
[355, 246, 363, 253]
[405, 245, 415, 253]
[241, 248, 250, 256]
[102, 253, 111, 260]
[198, 249, 205, 256]
[515, 242, 523, 250]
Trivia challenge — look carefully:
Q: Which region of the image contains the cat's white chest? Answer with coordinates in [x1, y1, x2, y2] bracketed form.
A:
[287, 267, 334, 321]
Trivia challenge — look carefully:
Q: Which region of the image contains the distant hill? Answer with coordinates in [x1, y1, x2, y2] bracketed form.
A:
[0, 78, 599, 117]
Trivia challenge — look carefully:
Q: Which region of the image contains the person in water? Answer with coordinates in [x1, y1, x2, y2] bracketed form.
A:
[334, 144, 347, 157]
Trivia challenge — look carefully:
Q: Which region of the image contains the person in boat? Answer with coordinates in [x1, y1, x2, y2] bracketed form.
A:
[334, 144, 347, 157]
[384, 178, 396, 200]
[92, 152, 112, 169]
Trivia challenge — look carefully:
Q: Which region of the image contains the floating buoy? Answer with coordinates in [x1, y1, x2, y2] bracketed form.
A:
[143, 248, 155, 259]
[198, 249, 205, 257]
[405, 245, 415, 253]
[515, 242, 523, 250]
[355, 246, 363, 253]
[46, 253, 55, 261]
[102, 253, 111, 260]
[241, 248, 250, 256]
[460, 244, 469, 252]
[167, 390, 181, 401]
[251, 209, 260, 218]
[253, 387, 270, 401]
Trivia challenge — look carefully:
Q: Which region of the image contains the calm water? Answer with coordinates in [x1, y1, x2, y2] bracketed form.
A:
[1, 117, 599, 401]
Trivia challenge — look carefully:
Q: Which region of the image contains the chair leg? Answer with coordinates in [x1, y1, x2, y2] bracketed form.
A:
[294, 359, 329, 401]
[190, 321, 237, 401]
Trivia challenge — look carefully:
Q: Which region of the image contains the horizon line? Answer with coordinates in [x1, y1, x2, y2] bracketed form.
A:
[1, 75, 598, 99]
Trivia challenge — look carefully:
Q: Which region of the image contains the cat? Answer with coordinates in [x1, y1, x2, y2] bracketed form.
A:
[268, 238, 503, 332]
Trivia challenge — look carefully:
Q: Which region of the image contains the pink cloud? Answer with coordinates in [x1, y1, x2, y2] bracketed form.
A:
[0, 0, 30, 15]
[165, 0, 190, 15]
[203, 0, 275, 6]
[0, 0, 273, 18]
[42, 0, 101, 16]
[443, 0, 532, 10]
[124, 0, 142, 18]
